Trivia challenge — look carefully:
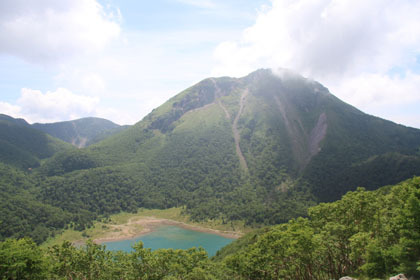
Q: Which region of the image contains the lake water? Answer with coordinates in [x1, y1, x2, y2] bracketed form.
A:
[102, 225, 235, 257]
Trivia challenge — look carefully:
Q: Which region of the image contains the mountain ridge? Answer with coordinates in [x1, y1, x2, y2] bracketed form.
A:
[55, 68, 420, 222]
[1, 68, 420, 243]
[32, 117, 128, 148]
[0, 114, 72, 169]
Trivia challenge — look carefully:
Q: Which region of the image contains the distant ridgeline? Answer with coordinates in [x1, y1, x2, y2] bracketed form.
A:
[0, 114, 127, 149]
[32, 117, 128, 148]
[1, 69, 420, 245]
[1, 177, 419, 279]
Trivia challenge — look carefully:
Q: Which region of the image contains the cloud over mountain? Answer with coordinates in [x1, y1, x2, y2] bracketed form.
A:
[212, 0, 420, 128]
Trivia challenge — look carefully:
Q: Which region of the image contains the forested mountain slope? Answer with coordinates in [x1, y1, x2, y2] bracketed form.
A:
[2, 69, 420, 243]
[0, 117, 76, 243]
[214, 176, 420, 279]
[0, 114, 72, 169]
[32, 117, 128, 148]
[80, 69, 420, 217]
[0, 163, 74, 244]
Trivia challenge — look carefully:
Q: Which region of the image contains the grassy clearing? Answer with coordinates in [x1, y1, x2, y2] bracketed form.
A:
[42, 208, 254, 248]
[135, 208, 253, 234]
[41, 229, 84, 248]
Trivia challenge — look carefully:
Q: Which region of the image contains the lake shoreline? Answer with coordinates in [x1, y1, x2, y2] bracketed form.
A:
[92, 217, 242, 244]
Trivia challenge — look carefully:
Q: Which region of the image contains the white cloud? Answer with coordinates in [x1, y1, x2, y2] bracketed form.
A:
[212, 0, 420, 128]
[0, 1, 250, 126]
[55, 70, 107, 95]
[0, 87, 138, 125]
[213, 0, 420, 78]
[391, 115, 420, 130]
[17, 88, 100, 123]
[81, 73, 106, 94]
[331, 72, 420, 107]
[0, 0, 120, 64]
[329, 71, 420, 128]
[50, 28, 231, 122]
[0, 102, 22, 118]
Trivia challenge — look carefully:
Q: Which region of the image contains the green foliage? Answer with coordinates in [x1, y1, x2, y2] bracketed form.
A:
[1, 238, 223, 280]
[304, 111, 420, 202]
[2, 69, 420, 266]
[0, 140, 40, 169]
[0, 238, 49, 280]
[1, 178, 419, 279]
[0, 163, 73, 244]
[78, 69, 420, 227]
[40, 166, 143, 221]
[212, 227, 269, 261]
[38, 149, 100, 176]
[221, 177, 420, 279]
[47, 240, 224, 279]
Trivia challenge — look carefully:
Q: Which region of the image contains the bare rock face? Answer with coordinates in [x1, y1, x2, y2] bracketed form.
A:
[389, 274, 408, 280]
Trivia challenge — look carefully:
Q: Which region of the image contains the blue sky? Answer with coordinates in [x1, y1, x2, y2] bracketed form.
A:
[1, 0, 420, 128]
[113, 0, 266, 31]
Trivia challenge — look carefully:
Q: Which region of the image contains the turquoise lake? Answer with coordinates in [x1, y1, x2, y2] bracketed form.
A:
[102, 225, 235, 257]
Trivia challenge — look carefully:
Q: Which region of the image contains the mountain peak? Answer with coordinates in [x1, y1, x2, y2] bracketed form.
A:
[2, 69, 420, 239]
[100, 70, 420, 202]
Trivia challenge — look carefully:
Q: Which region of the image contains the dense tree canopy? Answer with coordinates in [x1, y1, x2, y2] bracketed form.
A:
[1, 177, 419, 279]
[218, 177, 420, 279]
[2, 71, 420, 279]
[2, 70, 420, 246]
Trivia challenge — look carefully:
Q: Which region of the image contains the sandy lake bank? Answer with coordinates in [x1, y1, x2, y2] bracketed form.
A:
[92, 217, 242, 244]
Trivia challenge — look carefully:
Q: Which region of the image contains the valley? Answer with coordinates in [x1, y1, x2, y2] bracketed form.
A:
[1, 69, 420, 279]
[2, 69, 420, 240]
[3, 0, 420, 277]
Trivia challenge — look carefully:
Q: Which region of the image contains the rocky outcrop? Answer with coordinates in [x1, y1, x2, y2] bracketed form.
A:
[308, 112, 327, 157]
[389, 274, 408, 280]
[339, 272, 408, 280]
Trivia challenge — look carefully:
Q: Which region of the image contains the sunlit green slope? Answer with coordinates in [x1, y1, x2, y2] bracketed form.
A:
[38, 69, 420, 226]
[2, 69, 420, 244]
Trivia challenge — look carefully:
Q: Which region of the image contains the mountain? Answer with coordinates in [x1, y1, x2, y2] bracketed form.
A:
[92, 69, 420, 197]
[38, 69, 420, 226]
[32, 117, 128, 148]
[0, 114, 72, 169]
[2, 69, 420, 244]
[0, 115, 76, 243]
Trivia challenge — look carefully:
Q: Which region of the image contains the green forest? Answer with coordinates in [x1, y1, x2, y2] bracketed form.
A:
[1, 177, 419, 279]
[2, 71, 420, 279]
[2, 70, 420, 246]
